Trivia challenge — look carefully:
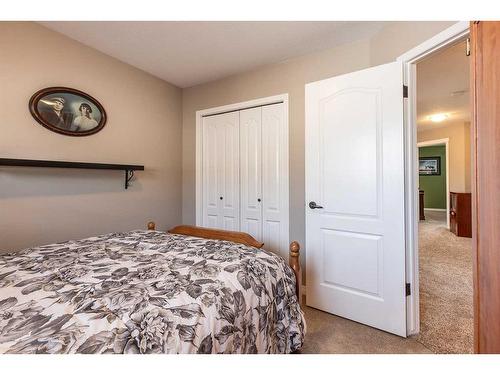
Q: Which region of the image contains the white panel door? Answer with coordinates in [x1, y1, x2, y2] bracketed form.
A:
[240, 107, 262, 240]
[202, 111, 240, 230]
[305, 62, 406, 336]
[201, 115, 221, 228]
[262, 103, 288, 258]
[218, 112, 240, 231]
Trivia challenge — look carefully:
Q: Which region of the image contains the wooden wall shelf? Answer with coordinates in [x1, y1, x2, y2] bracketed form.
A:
[0, 158, 144, 189]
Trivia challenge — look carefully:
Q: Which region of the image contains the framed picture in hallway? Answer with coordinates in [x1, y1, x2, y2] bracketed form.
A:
[419, 156, 441, 175]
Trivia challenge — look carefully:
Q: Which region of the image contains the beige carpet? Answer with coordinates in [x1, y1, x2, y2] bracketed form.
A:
[417, 210, 473, 353]
[301, 305, 431, 353]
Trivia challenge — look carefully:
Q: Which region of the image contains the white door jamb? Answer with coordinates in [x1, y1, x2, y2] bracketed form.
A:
[397, 21, 470, 336]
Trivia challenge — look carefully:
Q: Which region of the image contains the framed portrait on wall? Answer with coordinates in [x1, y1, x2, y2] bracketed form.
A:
[29, 87, 107, 136]
[419, 156, 441, 176]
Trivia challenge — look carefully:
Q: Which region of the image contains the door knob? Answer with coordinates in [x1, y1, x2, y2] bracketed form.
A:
[309, 201, 324, 209]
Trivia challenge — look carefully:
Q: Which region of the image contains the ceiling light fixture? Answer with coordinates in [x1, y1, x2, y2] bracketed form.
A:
[428, 113, 449, 123]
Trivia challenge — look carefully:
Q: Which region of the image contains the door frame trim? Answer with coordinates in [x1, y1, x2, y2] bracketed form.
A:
[195, 94, 289, 255]
[397, 21, 470, 336]
[417, 138, 451, 229]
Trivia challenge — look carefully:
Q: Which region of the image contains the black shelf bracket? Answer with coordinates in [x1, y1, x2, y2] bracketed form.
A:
[125, 169, 135, 189]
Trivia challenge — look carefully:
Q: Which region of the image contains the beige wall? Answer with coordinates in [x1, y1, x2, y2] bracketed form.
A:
[182, 22, 456, 261]
[370, 21, 456, 65]
[418, 122, 472, 193]
[0, 22, 183, 252]
[0, 21, 459, 257]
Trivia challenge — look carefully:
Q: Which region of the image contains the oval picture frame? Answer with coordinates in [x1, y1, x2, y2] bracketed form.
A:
[29, 87, 107, 137]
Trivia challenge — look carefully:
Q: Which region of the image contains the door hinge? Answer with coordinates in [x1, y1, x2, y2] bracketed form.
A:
[466, 37, 471, 57]
[405, 283, 411, 296]
[403, 85, 408, 98]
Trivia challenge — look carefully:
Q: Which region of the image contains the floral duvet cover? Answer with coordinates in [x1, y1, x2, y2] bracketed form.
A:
[0, 230, 305, 354]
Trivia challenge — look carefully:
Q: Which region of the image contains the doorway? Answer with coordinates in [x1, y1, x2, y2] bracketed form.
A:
[417, 139, 450, 228]
[304, 22, 474, 341]
[403, 27, 473, 353]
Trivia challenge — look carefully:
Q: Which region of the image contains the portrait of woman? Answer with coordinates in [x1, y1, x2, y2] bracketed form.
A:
[72, 103, 99, 132]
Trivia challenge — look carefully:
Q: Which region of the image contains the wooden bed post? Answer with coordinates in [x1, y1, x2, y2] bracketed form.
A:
[147, 221, 156, 230]
[289, 241, 301, 302]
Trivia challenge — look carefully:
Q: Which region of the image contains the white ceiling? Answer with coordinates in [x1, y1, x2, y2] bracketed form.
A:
[417, 40, 470, 131]
[40, 21, 386, 88]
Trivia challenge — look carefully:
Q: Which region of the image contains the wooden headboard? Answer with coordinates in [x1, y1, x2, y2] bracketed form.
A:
[167, 225, 264, 248]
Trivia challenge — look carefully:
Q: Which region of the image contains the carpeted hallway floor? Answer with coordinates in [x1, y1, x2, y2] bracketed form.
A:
[416, 210, 473, 353]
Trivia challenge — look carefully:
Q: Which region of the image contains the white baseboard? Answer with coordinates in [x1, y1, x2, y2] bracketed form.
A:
[424, 208, 447, 212]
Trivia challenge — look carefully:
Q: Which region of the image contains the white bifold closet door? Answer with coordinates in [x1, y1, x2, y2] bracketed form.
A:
[201, 111, 240, 231]
[240, 107, 263, 240]
[240, 103, 286, 254]
[261, 103, 286, 254]
[201, 102, 287, 257]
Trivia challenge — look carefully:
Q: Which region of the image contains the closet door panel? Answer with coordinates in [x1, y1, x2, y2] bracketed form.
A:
[206, 214, 218, 229]
[202, 116, 220, 228]
[218, 112, 240, 231]
[240, 107, 263, 240]
[263, 220, 281, 253]
[262, 103, 286, 255]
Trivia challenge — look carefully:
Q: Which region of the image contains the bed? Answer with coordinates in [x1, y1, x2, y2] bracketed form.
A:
[0, 223, 305, 354]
